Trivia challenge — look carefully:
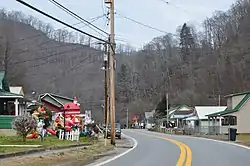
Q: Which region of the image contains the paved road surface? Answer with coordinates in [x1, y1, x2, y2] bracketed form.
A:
[99, 129, 250, 166]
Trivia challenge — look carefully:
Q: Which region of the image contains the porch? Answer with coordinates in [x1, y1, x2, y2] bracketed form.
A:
[0, 91, 26, 129]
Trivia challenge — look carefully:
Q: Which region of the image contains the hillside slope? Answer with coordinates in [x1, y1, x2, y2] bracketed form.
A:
[0, 13, 106, 120]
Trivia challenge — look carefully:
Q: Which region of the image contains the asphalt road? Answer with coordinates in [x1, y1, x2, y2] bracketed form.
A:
[99, 129, 250, 166]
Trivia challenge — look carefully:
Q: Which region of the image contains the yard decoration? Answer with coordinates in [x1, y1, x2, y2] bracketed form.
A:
[27, 106, 55, 139]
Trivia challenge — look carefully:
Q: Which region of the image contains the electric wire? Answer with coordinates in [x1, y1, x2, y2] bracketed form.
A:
[49, 0, 108, 37]
[16, 0, 109, 44]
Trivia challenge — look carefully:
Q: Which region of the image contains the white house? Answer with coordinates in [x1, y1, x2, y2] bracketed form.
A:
[144, 110, 155, 129]
[185, 106, 226, 134]
[206, 91, 250, 134]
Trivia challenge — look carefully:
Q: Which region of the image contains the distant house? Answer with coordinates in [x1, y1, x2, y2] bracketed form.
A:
[0, 72, 28, 129]
[144, 110, 155, 129]
[206, 91, 250, 134]
[185, 106, 226, 134]
[169, 105, 195, 128]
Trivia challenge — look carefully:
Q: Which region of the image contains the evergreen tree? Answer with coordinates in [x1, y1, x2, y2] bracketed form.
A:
[116, 63, 132, 103]
[179, 23, 195, 62]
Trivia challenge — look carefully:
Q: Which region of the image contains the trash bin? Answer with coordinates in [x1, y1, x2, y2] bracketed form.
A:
[228, 128, 237, 141]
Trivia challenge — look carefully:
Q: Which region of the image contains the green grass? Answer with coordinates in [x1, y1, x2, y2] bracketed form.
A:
[0, 135, 91, 154]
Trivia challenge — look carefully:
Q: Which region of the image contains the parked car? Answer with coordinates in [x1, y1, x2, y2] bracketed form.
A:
[105, 123, 121, 139]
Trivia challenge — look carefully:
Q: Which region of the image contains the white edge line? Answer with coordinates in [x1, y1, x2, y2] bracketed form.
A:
[143, 130, 250, 150]
[187, 135, 250, 150]
[93, 132, 138, 166]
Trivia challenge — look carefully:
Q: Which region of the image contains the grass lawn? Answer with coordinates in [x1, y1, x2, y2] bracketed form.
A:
[0, 135, 91, 154]
[0, 139, 115, 166]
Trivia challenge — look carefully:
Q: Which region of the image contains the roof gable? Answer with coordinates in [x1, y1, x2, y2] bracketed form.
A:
[169, 105, 195, 119]
[9, 86, 24, 95]
[195, 106, 227, 119]
[207, 94, 250, 116]
[145, 111, 154, 119]
[224, 91, 250, 98]
[40, 93, 74, 108]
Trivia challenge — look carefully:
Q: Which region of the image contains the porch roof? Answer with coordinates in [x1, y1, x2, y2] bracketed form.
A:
[206, 93, 250, 117]
[0, 89, 23, 98]
[169, 105, 195, 119]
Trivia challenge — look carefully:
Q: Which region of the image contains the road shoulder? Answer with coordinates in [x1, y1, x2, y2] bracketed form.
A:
[86, 133, 137, 166]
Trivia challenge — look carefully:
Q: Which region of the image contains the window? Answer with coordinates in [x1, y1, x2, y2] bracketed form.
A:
[222, 116, 237, 126]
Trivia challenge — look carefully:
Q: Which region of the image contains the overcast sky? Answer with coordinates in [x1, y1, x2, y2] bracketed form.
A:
[1, 0, 236, 48]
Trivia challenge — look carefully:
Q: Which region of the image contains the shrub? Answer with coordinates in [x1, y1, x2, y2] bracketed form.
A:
[12, 113, 37, 142]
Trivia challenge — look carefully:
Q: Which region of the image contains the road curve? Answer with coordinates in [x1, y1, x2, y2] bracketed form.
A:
[101, 129, 250, 166]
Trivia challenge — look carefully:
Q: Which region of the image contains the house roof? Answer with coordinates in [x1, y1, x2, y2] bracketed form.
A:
[9, 86, 24, 95]
[169, 105, 195, 119]
[0, 71, 23, 98]
[0, 89, 23, 98]
[224, 91, 250, 98]
[206, 93, 250, 117]
[186, 106, 226, 120]
[145, 110, 155, 119]
[39, 93, 74, 108]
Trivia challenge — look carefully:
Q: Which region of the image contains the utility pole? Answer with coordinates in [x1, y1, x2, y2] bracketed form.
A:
[104, 43, 109, 142]
[218, 95, 221, 106]
[126, 108, 129, 129]
[166, 93, 169, 128]
[105, 0, 116, 145]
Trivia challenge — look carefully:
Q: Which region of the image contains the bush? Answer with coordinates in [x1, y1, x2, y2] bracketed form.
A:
[12, 113, 37, 142]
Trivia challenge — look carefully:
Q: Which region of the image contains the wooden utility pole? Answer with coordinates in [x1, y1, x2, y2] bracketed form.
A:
[166, 93, 169, 128]
[126, 108, 129, 129]
[218, 95, 221, 106]
[104, 43, 109, 140]
[105, 0, 116, 145]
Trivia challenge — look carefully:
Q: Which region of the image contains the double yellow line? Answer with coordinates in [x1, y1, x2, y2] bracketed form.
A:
[130, 131, 192, 166]
[165, 137, 192, 166]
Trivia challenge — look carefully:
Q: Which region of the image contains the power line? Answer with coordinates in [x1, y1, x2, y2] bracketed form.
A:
[49, 0, 109, 36]
[16, 0, 108, 44]
[115, 12, 168, 34]
[49, 55, 90, 84]
[11, 14, 105, 44]
[159, 0, 190, 14]
[10, 46, 80, 65]
[10, 14, 105, 59]
[11, 39, 101, 66]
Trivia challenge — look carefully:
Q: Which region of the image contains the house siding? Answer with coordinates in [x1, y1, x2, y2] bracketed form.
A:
[235, 98, 250, 133]
[0, 115, 15, 129]
[232, 95, 245, 109]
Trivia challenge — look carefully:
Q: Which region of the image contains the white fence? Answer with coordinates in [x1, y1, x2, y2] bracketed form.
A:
[59, 129, 80, 141]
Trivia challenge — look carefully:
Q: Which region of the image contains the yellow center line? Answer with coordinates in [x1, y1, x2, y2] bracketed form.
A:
[128, 130, 192, 166]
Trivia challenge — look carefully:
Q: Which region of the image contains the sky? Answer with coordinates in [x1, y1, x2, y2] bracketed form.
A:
[1, 0, 236, 48]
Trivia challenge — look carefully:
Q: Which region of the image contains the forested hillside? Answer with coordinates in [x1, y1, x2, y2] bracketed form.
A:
[0, 0, 250, 122]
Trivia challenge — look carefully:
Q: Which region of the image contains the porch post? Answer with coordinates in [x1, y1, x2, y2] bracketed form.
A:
[219, 115, 222, 134]
[208, 117, 211, 134]
[14, 99, 19, 116]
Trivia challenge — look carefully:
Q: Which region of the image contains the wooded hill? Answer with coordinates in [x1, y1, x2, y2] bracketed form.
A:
[0, 0, 250, 122]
